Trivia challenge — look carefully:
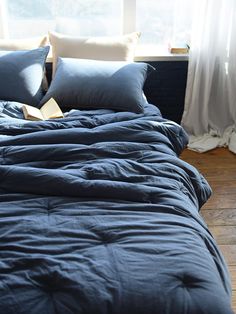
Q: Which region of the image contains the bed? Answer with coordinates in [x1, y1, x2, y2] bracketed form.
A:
[0, 45, 234, 314]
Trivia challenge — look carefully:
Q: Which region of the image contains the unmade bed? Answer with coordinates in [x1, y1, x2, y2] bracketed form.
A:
[0, 45, 234, 313]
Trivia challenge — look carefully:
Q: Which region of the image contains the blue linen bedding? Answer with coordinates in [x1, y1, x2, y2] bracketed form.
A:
[0, 101, 233, 314]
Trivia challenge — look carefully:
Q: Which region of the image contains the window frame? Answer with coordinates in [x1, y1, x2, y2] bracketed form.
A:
[122, 0, 136, 34]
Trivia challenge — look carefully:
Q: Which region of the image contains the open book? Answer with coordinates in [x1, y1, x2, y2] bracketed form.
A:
[22, 98, 64, 121]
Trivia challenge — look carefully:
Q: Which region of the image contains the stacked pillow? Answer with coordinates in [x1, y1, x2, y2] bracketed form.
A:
[0, 31, 155, 113]
[40, 31, 155, 113]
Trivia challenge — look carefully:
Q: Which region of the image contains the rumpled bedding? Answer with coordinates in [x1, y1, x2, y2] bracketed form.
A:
[0, 101, 233, 314]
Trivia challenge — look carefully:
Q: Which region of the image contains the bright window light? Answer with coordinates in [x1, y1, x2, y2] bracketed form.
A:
[136, 0, 193, 46]
[4, 0, 122, 38]
[1, 0, 194, 52]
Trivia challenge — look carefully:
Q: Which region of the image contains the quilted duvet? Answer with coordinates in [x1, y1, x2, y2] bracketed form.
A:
[0, 101, 233, 314]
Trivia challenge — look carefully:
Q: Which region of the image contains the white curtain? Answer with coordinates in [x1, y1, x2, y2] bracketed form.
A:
[181, 0, 236, 153]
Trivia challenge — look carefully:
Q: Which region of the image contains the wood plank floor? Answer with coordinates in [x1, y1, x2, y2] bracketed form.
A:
[180, 148, 236, 313]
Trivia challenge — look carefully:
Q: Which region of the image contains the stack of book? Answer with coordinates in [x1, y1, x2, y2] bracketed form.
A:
[168, 43, 190, 54]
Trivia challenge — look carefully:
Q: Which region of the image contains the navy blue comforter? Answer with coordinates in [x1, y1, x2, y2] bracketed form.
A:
[0, 101, 233, 314]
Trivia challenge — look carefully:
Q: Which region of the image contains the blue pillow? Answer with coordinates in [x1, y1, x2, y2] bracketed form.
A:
[0, 46, 50, 107]
[41, 58, 155, 113]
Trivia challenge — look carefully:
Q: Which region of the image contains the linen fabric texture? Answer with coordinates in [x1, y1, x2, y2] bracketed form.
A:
[41, 58, 155, 113]
[49, 31, 140, 76]
[0, 46, 50, 107]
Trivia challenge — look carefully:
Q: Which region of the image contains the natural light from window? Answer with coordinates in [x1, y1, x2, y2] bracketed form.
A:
[5, 0, 122, 37]
[136, 0, 193, 46]
[1, 0, 194, 55]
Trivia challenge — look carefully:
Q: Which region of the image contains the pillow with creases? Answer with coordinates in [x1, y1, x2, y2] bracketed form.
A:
[49, 31, 140, 76]
[0, 35, 49, 91]
[40, 58, 155, 114]
[0, 46, 50, 107]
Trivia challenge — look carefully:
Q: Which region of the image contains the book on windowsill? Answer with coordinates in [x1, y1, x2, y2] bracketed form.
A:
[168, 43, 190, 54]
[22, 97, 64, 121]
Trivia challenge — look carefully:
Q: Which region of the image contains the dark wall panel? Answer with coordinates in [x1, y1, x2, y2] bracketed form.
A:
[144, 61, 188, 124]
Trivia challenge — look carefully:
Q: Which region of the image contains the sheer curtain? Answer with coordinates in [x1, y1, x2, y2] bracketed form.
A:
[181, 0, 236, 153]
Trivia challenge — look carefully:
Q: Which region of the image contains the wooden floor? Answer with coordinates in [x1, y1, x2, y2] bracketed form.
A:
[180, 148, 236, 313]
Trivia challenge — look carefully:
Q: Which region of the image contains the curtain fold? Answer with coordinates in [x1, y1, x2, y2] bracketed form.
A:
[181, 0, 236, 153]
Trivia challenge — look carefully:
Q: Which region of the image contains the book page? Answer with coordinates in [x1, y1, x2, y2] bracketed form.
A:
[40, 98, 63, 119]
[22, 105, 44, 121]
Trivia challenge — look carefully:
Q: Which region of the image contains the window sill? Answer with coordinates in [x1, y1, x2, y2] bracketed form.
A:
[46, 45, 189, 63]
[134, 45, 189, 62]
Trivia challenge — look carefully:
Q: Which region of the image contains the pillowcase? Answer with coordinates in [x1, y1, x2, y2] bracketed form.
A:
[0, 35, 48, 50]
[49, 31, 141, 76]
[0, 35, 49, 91]
[0, 46, 50, 107]
[40, 58, 155, 113]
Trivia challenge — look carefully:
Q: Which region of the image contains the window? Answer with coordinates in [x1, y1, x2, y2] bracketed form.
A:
[3, 0, 122, 37]
[136, 0, 193, 46]
[1, 0, 193, 50]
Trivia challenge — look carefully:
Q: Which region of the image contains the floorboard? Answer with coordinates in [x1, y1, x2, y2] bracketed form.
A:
[180, 148, 236, 313]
